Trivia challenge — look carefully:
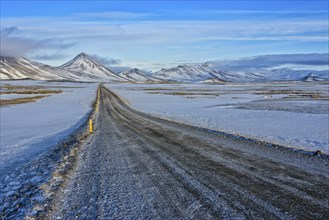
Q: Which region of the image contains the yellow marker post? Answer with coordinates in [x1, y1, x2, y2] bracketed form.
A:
[89, 119, 93, 133]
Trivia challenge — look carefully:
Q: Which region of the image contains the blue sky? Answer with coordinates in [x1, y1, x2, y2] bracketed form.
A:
[1, 0, 328, 70]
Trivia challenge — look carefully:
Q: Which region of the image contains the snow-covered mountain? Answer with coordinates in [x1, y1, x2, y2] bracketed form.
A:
[152, 64, 226, 83]
[151, 62, 328, 83]
[0, 56, 64, 80]
[58, 53, 126, 82]
[0, 53, 128, 82]
[1, 53, 328, 83]
[119, 68, 163, 83]
[302, 73, 328, 82]
[267, 68, 328, 81]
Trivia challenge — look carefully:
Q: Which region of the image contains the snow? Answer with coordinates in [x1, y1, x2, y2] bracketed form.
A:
[118, 68, 163, 83]
[59, 53, 125, 82]
[152, 62, 329, 83]
[1, 54, 126, 82]
[0, 57, 64, 80]
[0, 80, 98, 176]
[106, 82, 329, 154]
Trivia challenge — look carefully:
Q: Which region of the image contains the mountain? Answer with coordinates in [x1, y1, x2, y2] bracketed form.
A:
[267, 68, 329, 81]
[302, 73, 328, 82]
[152, 64, 226, 83]
[0, 56, 64, 80]
[152, 62, 329, 83]
[58, 52, 126, 82]
[1, 53, 328, 83]
[152, 63, 267, 83]
[0, 53, 128, 82]
[118, 68, 163, 83]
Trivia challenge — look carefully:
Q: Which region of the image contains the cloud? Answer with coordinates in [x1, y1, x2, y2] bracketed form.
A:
[109, 66, 132, 73]
[37, 39, 76, 49]
[210, 53, 329, 70]
[89, 54, 121, 66]
[1, 26, 38, 57]
[1, 12, 328, 67]
[87, 54, 131, 73]
[2, 17, 328, 44]
[0, 26, 75, 57]
[75, 11, 153, 19]
[1, 26, 18, 36]
[204, 10, 329, 14]
[31, 53, 69, 60]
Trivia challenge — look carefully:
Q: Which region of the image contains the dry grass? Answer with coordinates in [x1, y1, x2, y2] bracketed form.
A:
[146, 92, 161, 94]
[284, 94, 329, 100]
[140, 87, 222, 92]
[0, 89, 62, 95]
[1, 84, 63, 95]
[1, 84, 64, 95]
[166, 92, 220, 96]
[255, 90, 321, 96]
[0, 95, 49, 106]
[1, 84, 46, 90]
[254, 89, 329, 100]
[138, 88, 175, 91]
[146, 91, 220, 98]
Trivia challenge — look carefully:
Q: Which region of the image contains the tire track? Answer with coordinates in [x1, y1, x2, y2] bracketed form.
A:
[51, 86, 329, 219]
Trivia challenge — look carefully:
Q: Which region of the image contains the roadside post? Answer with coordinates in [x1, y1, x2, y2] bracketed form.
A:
[89, 119, 93, 133]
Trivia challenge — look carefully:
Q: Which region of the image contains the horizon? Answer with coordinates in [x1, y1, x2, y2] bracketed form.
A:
[2, 51, 329, 73]
[1, 0, 329, 71]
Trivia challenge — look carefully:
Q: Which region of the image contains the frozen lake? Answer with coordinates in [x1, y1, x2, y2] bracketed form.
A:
[0, 80, 98, 176]
[107, 82, 329, 154]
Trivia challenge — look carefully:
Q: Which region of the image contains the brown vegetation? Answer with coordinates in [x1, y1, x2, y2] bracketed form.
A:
[0, 89, 62, 95]
[0, 95, 49, 106]
[1, 84, 63, 95]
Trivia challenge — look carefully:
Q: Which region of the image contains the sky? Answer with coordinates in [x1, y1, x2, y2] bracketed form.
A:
[1, 0, 328, 71]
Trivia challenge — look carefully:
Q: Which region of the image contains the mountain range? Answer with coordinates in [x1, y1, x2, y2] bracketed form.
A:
[1, 53, 328, 83]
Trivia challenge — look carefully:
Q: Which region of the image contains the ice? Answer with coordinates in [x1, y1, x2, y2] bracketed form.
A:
[106, 82, 329, 154]
[0, 80, 98, 176]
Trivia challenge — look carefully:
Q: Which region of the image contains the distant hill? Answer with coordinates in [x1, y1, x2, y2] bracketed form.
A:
[1, 53, 328, 83]
[118, 68, 163, 83]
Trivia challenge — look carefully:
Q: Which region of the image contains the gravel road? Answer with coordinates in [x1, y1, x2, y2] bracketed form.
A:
[49, 86, 329, 219]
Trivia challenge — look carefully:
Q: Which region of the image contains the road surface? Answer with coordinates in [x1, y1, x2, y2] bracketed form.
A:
[49, 86, 329, 219]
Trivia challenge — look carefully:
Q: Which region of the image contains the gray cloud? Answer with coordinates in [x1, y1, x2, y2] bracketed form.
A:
[87, 54, 134, 73]
[89, 54, 121, 66]
[0, 26, 75, 57]
[210, 53, 329, 70]
[1, 26, 38, 57]
[1, 26, 19, 36]
[31, 53, 69, 60]
[109, 66, 132, 73]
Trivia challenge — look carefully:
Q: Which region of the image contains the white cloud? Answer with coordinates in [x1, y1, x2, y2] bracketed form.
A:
[1, 11, 328, 67]
[2, 16, 328, 44]
[0, 26, 75, 57]
[209, 53, 329, 70]
[74, 11, 154, 19]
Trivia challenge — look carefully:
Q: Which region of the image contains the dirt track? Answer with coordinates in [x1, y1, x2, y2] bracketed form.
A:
[50, 86, 329, 219]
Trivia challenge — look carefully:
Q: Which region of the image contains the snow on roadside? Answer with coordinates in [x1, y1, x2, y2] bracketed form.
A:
[106, 83, 329, 154]
[0, 80, 98, 177]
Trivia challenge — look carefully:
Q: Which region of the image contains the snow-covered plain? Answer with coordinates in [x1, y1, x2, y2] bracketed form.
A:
[107, 82, 329, 154]
[0, 80, 98, 176]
